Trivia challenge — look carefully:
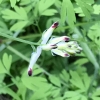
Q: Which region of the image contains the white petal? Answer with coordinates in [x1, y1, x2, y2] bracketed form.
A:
[41, 44, 57, 50]
[28, 47, 42, 74]
[51, 49, 70, 57]
[49, 36, 70, 44]
[41, 22, 59, 44]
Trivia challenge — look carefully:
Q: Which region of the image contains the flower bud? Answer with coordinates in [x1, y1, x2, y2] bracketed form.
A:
[51, 49, 70, 57]
[41, 44, 57, 51]
[49, 36, 70, 45]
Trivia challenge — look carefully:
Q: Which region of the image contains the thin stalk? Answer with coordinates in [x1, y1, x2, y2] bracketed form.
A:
[74, 28, 99, 96]
[0, 30, 20, 51]
[0, 32, 40, 46]
[2, 34, 42, 43]
[55, 20, 100, 32]
[37, 24, 42, 34]
[7, 45, 30, 62]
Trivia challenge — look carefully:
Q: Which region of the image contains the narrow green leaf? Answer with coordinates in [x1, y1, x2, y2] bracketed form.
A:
[10, 20, 28, 31]
[60, 0, 66, 24]
[0, 0, 3, 4]
[66, 0, 76, 27]
[70, 71, 85, 90]
[64, 91, 80, 98]
[92, 97, 100, 100]
[92, 88, 100, 96]
[21, 76, 47, 91]
[2, 6, 28, 20]
[81, 95, 87, 100]
[49, 75, 61, 87]
[2, 9, 21, 20]
[82, 73, 90, 90]
[53, 97, 63, 100]
[0, 86, 21, 100]
[14, 6, 28, 20]
[2, 53, 12, 71]
[39, 0, 55, 14]
[51, 88, 60, 98]
[0, 60, 6, 74]
[75, 0, 93, 18]
[10, 0, 16, 7]
[41, 9, 57, 16]
[29, 90, 46, 100]
[59, 69, 69, 83]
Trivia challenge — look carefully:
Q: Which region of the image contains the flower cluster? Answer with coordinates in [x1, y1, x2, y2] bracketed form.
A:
[28, 21, 82, 76]
[41, 36, 82, 57]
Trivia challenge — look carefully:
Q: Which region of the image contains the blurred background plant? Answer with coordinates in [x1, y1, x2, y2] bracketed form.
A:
[0, 0, 100, 100]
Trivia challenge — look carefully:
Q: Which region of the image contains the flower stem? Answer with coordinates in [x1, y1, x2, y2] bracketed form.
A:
[74, 27, 99, 96]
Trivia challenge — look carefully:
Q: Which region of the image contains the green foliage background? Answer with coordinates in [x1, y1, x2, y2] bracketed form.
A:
[0, 0, 100, 100]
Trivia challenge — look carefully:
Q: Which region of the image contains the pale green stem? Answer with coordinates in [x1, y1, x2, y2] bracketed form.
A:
[0, 32, 40, 46]
[74, 28, 99, 96]
[0, 30, 20, 51]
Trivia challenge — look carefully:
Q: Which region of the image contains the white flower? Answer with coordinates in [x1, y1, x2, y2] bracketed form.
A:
[51, 49, 70, 57]
[41, 44, 57, 51]
[48, 36, 70, 45]
[28, 22, 59, 76]
[43, 36, 82, 57]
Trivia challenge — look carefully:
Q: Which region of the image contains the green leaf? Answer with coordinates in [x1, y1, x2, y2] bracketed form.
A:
[74, 58, 89, 66]
[33, 64, 43, 76]
[92, 88, 100, 97]
[92, 97, 100, 100]
[14, 6, 28, 20]
[21, 76, 48, 91]
[0, 0, 3, 4]
[41, 9, 57, 16]
[75, 0, 93, 18]
[60, 0, 66, 24]
[87, 23, 100, 46]
[64, 94, 81, 100]
[66, 0, 76, 28]
[0, 20, 8, 29]
[82, 73, 91, 90]
[49, 75, 61, 87]
[51, 88, 60, 98]
[61, 0, 76, 28]
[29, 90, 46, 100]
[10, 20, 28, 31]
[10, 0, 16, 7]
[0, 60, 6, 74]
[0, 85, 21, 100]
[70, 71, 85, 90]
[2, 6, 28, 20]
[93, 4, 100, 15]
[20, 0, 35, 5]
[81, 95, 87, 100]
[53, 97, 63, 100]
[59, 69, 69, 83]
[39, 0, 55, 14]
[2, 53, 12, 71]
[64, 91, 80, 98]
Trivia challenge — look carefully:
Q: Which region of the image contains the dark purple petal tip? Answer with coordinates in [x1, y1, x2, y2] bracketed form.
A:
[64, 53, 70, 57]
[28, 68, 32, 76]
[52, 22, 59, 28]
[64, 37, 70, 42]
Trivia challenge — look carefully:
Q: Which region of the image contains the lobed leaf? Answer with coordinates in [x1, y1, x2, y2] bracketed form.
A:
[39, 0, 55, 14]
[41, 9, 57, 16]
[49, 75, 61, 87]
[10, 0, 16, 7]
[2, 53, 12, 71]
[10, 20, 28, 31]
